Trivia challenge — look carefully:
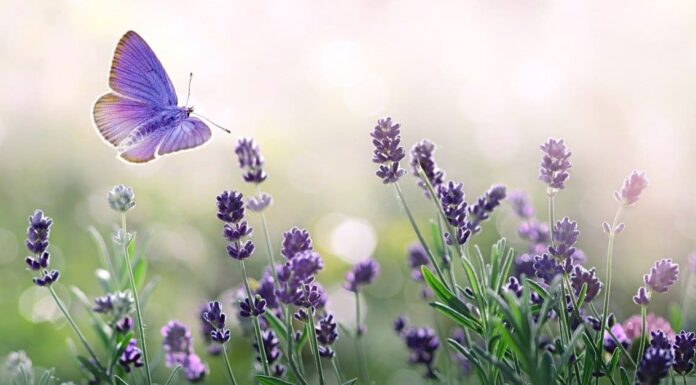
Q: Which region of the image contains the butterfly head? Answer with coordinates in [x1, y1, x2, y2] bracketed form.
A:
[185, 106, 194, 117]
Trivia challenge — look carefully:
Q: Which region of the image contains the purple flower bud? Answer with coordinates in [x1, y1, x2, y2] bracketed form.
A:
[198, 305, 221, 356]
[604, 323, 630, 353]
[223, 221, 253, 243]
[26, 210, 52, 255]
[549, 217, 579, 261]
[410, 139, 445, 197]
[504, 276, 523, 297]
[316, 313, 338, 358]
[633, 286, 651, 306]
[371, 117, 406, 184]
[254, 329, 282, 370]
[465, 185, 506, 234]
[644, 258, 679, 293]
[247, 193, 273, 212]
[674, 331, 696, 375]
[614, 170, 648, 206]
[570, 265, 603, 303]
[226, 240, 255, 260]
[533, 254, 563, 284]
[25, 251, 50, 271]
[107, 185, 136, 213]
[344, 259, 380, 292]
[289, 250, 324, 282]
[116, 317, 133, 333]
[508, 190, 534, 219]
[394, 315, 408, 333]
[119, 339, 144, 372]
[235, 138, 267, 184]
[203, 301, 230, 343]
[438, 181, 467, 227]
[281, 227, 313, 259]
[602, 222, 611, 234]
[32, 269, 60, 287]
[256, 269, 279, 309]
[400, 325, 440, 379]
[407, 243, 430, 281]
[614, 223, 625, 234]
[636, 346, 673, 385]
[539, 138, 572, 190]
[93, 295, 114, 313]
[239, 296, 266, 318]
[650, 330, 672, 350]
[180, 353, 207, 382]
[216, 191, 245, 223]
[161, 320, 193, 367]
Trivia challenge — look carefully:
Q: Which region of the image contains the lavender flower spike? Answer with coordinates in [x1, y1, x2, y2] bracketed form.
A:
[539, 138, 572, 191]
[203, 301, 230, 343]
[235, 137, 267, 184]
[633, 286, 651, 306]
[107, 184, 136, 213]
[281, 227, 313, 259]
[466, 184, 507, 234]
[635, 345, 673, 385]
[570, 265, 603, 302]
[674, 331, 696, 375]
[24, 209, 60, 287]
[371, 117, 406, 184]
[119, 339, 144, 372]
[614, 170, 648, 206]
[410, 139, 445, 196]
[644, 258, 679, 293]
[162, 320, 208, 381]
[344, 259, 380, 292]
[508, 190, 534, 219]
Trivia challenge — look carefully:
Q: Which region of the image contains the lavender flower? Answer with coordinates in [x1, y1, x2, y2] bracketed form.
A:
[673, 331, 696, 375]
[513, 254, 536, 277]
[216, 190, 245, 223]
[254, 329, 284, 377]
[633, 286, 651, 306]
[239, 296, 266, 318]
[539, 138, 572, 190]
[400, 326, 440, 379]
[316, 313, 339, 358]
[288, 250, 324, 281]
[344, 259, 380, 292]
[504, 276, 523, 297]
[247, 193, 273, 212]
[548, 217, 579, 261]
[604, 323, 630, 353]
[570, 265, 602, 302]
[533, 254, 563, 284]
[235, 138, 267, 184]
[116, 317, 133, 333]
[643, 258, 679, 293]
[407, 243, 430, 281]
[25, 210, 51, 255]
[281, 227, 313, 259]
[650, 330, 671, 349]
[107, 185, 136, 213]
[437, 181, 471, 245]
[371, 117, 406, 183]
[161, 320, 207, 381]
[217, 190, 255, 261]
[32, 270, 60, 287]
[119, 339, 144, 372]
[517, 220, 550, 249]
[93, 295, 113, 313]
[614, 170, 648, 206]
[256, 269, 279, 309]
[203, 301, 230, 343]
[199, 305, 220, 355]
[636, 346, 673, 385]
[410, 139, 445, 195]
[393, 315, 407, 333]
[508, 190, 534, 219]
[465, 184, 506, 234]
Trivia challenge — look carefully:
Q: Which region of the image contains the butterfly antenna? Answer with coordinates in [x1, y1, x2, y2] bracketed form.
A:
[185, 72, 193, 107]
[192, 112, 231, 134]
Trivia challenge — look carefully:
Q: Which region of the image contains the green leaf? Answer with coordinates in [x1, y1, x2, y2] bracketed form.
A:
[429, 220, 445, 258]
[114, 374, 129, 385]
[619, 367, 631, 385]
[256, 375, 295, 385]
[76, 356, 108, 381]
[340, 379, 358, 385]
[133, 257, 148, 291]
[421, 266, 472, 316]
[430, 302, 482, 333]
[296, 323, 310, 351]
[608, 347, 622, 377]
[448, 338, 490, 385]
[264, 311, 289, 342]
[110, 331, 134, 371]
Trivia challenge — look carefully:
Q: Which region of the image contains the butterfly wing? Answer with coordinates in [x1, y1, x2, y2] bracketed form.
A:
[109, 31, 178, 106]
[93, 93, 162, 146]
[158, 117, 212, 156]
[119, 131, 166, 163]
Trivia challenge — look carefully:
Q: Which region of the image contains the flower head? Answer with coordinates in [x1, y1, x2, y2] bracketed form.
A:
[254, 329, 284, 377]
[316, 313, 339, 358]
[344, 259, 380, 292]
[400, 326, 440, 379]
[371, 117, 406, 184]
[614, 171, 648, 206]
[235, 138, 267, 184]
[239, 296, 266, 318]
[108, 185, 136, 213]
[673, 331, 696, 375]
[407, 243, 430, 281]
[203, 301, 230, 343]
[604, 323, 630, 352]
[247, 193, 273, 212]
[570, 265, 602, 302]
[216, 190, 245, 223]
[25, 210, 52, 254]
[533, 253, 563, 284]
[281, 227, 313, 259]
[644, 258, 679, 293]
[508, 190, 535, 219]
[410, 139, 445, 196]
[256, 269, 279, 309]
[636, 346, 673, 385]
[161, 320, 193, 367]
[198, 305, 221, 355]
[465, 184, 506, 234]
[119, 339, 144, 372]
[539, 138, 572, 190]
[633, 286, 651, 306]
[548, 217, 579, 261]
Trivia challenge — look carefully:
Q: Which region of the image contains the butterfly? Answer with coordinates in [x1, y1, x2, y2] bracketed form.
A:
[93, 31, 227, 163]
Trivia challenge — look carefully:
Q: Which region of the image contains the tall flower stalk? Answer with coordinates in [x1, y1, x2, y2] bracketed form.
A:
[345, 259, 379, 385]
[108, 185, 153, 385]
[203, 301, 238, 385]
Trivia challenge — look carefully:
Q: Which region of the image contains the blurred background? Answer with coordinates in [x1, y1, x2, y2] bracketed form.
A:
[2, 0, 696, 383]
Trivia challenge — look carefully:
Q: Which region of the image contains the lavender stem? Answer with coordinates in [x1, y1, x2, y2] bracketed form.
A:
[221, 344, 239, 385]
[239, 259, 271, 376]
[354, 292, 370, 384]
[597, 206, 623, 362]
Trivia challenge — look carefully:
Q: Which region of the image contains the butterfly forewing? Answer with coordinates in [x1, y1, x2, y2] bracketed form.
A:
[93, 93, 162, 146]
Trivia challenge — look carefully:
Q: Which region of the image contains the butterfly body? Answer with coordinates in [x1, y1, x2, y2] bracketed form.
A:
[93, 31, 212, 163]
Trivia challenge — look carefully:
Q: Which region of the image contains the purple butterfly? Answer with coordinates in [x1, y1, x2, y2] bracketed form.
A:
[93, 31, 226, 163]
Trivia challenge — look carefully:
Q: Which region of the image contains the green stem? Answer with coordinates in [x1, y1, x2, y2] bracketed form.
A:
[121, 213, 152, 385]
[331, 356, 343, 384]
[634, 305, 648, 382]
[164, 365, 182, 385]
[240, 260, 271, 376]
[597, 206, 623, 363]
[221, 344, 239, 385]
[354, 292, 370, 385]
[256, 185, 279, 283]
[588, 303, 637, 368]
[393, 182, 450, 290]
[307, 311, 326, 385]
[284, 304, 308, 385]
[48, 286, 103, 370]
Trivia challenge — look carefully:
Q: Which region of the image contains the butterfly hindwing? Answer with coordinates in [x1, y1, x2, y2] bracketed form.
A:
[158, 117, 212, 156]
[93, 92, 161, 146]
[110, 31, 178, 106]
